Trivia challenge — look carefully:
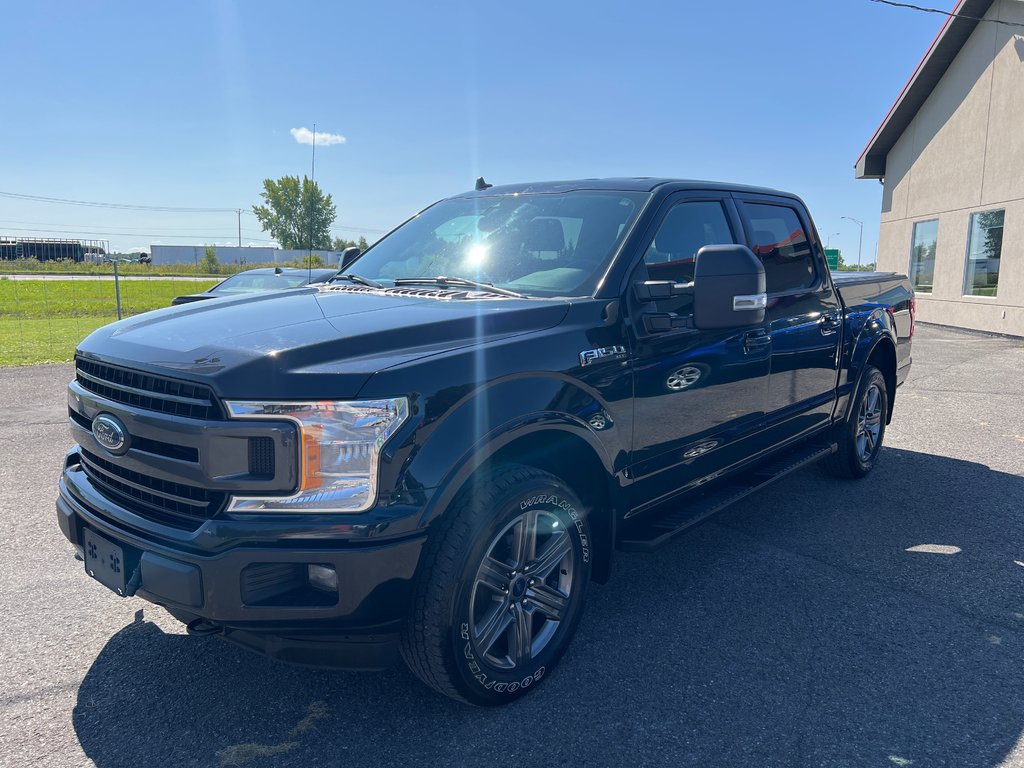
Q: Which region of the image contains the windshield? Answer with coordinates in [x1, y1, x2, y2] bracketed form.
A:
[214, 273, 312, 293]
[346, 191, 649, 297]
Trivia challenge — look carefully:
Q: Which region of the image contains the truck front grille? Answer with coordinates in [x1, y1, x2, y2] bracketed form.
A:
[80, 450, 226, 531]
[75, 358, 222, 421]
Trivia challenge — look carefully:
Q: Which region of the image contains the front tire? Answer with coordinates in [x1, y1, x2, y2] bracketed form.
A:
[821, 365, 888, 479]
[400, 465, 591, 705]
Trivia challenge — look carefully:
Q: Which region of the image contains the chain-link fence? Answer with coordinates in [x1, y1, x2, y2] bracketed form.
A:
[0, 263, 219, 366]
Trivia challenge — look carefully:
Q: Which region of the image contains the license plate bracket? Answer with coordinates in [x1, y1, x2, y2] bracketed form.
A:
[84, 528, 129, 596]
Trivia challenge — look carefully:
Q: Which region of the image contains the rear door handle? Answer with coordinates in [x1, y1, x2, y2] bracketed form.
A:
[743, 329, 771, 354]
[820, 311, 842, 335]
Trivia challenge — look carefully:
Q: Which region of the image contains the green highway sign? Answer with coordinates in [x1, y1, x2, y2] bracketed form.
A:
[824, 248, 840, 270]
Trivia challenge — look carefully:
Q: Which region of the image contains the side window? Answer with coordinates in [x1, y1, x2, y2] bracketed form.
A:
[643, 201, 735, 284]
[963, 209, 1004, 297]
[744, 203, 816, 293]
[909, 219, 938, 294]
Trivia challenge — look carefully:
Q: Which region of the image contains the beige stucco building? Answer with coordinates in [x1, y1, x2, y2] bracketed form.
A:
[857, 0, 1024, 336]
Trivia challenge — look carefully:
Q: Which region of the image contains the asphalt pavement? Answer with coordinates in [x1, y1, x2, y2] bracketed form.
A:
[1, 324, 1023, 768]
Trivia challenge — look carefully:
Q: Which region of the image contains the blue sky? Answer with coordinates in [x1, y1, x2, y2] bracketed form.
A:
[0, 0, 954, 260]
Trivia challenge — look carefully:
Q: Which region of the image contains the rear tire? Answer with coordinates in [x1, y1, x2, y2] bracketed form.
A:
[400, 465, 591, 705]
[820, 365, 888, 479]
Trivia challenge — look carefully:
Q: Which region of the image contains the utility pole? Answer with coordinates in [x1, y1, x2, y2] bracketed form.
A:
[308, 122, 316, 279]
[841, 216, 864, 269]
[237, 209, 242, 248]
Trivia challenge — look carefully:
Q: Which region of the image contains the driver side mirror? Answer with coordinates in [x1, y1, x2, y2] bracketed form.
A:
[692, 244, 766, 328]
[339, 246, 361, 270]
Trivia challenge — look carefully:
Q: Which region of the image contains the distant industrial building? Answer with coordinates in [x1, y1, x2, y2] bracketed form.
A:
[857, 0, 1024, 336]
[149, 245, 343, 266]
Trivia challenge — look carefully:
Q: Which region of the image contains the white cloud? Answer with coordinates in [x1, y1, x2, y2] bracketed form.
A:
[290, 127, 346, 146]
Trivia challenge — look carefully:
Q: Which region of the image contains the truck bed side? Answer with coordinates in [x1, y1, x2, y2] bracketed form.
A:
[832, 271, 915, 422]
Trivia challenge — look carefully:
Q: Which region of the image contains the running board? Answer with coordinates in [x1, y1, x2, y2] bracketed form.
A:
[619, 441, 836, 553]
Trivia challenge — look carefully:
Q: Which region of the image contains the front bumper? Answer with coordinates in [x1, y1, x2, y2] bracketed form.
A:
[58, 460, 426, 670]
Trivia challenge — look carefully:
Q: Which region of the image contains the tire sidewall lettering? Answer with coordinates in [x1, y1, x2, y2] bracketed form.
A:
[457, 491, 586, 695]
[518, 495, 589, 564]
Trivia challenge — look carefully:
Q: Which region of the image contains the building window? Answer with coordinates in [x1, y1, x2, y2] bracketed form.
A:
[964, 210, 1004, 297]
[909, 219, 938, 294]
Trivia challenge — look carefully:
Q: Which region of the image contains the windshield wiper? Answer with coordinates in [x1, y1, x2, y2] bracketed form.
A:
[393, 276, 527, 298]
[330, 272, 383, 288]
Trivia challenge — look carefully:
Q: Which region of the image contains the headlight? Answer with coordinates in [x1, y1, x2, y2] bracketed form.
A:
[225, 398, 409, 513]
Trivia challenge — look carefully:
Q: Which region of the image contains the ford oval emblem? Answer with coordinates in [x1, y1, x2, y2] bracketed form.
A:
[92, 413, 129, 456]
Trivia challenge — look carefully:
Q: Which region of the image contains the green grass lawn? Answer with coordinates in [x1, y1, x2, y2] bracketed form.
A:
[0, 258, 326, 277]
[0, 278, 218, 365]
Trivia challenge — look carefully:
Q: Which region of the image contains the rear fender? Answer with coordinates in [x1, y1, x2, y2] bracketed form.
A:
[836, 307, 897, 423]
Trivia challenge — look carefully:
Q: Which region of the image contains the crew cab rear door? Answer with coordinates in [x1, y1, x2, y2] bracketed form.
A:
[735, 194, 842, 443]
[625, 193, 771, 511]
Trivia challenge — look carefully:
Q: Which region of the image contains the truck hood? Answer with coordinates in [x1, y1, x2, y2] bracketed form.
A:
[76, 287, 570, 399]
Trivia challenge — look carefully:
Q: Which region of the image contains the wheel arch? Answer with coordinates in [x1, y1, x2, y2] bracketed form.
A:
[866, 335, 897, 423]
[841, 308, 898, 424]
[418, 419, 622, 584]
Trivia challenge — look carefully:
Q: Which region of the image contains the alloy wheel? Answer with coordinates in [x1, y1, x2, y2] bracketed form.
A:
[468, 509, 575, 670]
[856, 383, 883, 461]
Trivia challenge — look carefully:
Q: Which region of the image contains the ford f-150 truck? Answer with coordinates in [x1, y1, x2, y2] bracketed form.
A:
[57, 178, 913, 705]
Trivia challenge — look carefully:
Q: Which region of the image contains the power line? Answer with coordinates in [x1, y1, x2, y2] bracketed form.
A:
[0, 218, 258, 234]
[0, 225, 275, 242]
[868, 0, 1024, 29]
[0, 190, 244, 213]
[0, 190, 389, 233]
[331, 223, 388, 234]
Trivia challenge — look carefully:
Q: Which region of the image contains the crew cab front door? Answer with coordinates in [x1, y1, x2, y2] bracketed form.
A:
[626, 194, 771, 513]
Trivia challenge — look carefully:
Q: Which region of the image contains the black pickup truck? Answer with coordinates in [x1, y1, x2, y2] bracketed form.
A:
[57, 178, 913, 705]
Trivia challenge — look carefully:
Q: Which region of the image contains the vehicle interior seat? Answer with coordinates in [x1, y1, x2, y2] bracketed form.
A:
[752, 228, 814, 292]
[647, 206, 726, 283]
[522, 218, 565, 258]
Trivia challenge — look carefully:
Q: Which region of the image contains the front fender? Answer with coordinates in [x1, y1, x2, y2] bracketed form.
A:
[399, 374, 627, 528]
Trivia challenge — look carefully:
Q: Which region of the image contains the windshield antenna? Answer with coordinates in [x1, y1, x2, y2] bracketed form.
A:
[475, 176, 493, 191]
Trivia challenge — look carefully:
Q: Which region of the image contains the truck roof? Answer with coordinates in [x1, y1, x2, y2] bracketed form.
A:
[454, 177, 797, 198]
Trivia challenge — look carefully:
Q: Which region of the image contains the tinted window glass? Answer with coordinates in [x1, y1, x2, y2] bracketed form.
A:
[745, 203, 815, 293]
[347, 191, 648, 297]
[909, 219, 938, 294]
[964, 209, 1003, 297]
[643, 201, 734, 284]
[216, 273, 310, 293]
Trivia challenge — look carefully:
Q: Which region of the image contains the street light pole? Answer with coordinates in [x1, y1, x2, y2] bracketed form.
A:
[826, 231, 840, 248]
[841, 216, 864, 269]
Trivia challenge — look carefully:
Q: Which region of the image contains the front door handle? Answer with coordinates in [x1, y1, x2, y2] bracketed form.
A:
[820, 311, 842, 335]
[743, 329, 771, 354]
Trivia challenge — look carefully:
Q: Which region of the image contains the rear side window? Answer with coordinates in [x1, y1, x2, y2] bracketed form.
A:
[744, 203, 816, 293]
[643, 201, 734, 284]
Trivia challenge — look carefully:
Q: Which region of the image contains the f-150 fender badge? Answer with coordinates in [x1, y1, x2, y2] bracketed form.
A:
[579, 345, 628, 367]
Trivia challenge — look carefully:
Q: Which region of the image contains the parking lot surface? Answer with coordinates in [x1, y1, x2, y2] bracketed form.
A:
[2, 323, 1023, 768]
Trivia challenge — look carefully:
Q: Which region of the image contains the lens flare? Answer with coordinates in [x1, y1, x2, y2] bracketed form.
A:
[465, 243, 489, 268]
